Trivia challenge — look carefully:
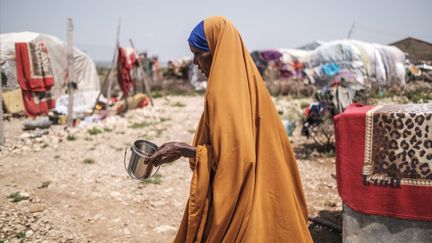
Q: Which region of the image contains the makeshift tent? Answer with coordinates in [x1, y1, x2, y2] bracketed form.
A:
[251, 49, 311, 80]
[297, 41, 326, 51]
[1, 32, 101, 116]
[166, 56, 192, 80]
[306, 39, 406, 87]
[279, 49, 310, 76]
[250, 51, 269, 76]
[279, 49, 310, 64]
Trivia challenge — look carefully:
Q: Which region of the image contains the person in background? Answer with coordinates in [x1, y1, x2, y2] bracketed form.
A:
[147, 16, 312, 243]
[139, 51, 154, 81]
[151, 56, 160, 81]
[293, 59, 304, 79]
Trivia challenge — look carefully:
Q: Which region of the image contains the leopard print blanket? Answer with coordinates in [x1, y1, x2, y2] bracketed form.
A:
[363, 104, 432, 187]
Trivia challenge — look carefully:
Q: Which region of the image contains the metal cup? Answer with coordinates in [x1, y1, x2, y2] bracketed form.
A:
[124, 139, 160, 180]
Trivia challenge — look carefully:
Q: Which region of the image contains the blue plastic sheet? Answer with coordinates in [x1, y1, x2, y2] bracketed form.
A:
[322, 63, 340, 77]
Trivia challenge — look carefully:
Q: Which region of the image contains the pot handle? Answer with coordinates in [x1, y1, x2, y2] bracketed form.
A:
[124, 146, 133, 177]
[151, 164, 161, 178]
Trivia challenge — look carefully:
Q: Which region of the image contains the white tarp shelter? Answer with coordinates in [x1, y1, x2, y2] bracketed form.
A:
[279, 48, 311, 65]
[306, 39, 406, 87]
[0, 32, 101, 114]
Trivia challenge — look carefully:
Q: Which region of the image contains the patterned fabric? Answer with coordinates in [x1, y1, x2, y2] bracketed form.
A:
[335, 104, 432, 221]
[117, 47, 139, 97]
[363, 104, 432, 187]
[15, 42, 55, 116]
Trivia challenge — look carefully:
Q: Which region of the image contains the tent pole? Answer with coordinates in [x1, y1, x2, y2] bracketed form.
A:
[91, 17, 121, 114]
[129, 38, 154, 106]
[66, 17, 75, 127]
[347, 21, 355, 39]
[91, 60, 113, 114]
[0, 68, 4, 146]
[105, 17, 121, 111]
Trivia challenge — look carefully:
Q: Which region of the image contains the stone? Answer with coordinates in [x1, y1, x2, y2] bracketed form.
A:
[153, 224, 177, 234]
[20, 133, 31, 139]
[25, 230, 34, 237]
[324, 200, 336, 207]
[30, 223, 39, 231]
[20, 191, 30, 198]
[15, 224, 26, 232]
[29, 204, 45, 213]
[93, 214, 102, 220]
[110, 191, 121, 198]
[173, 201, 183, 208]
[22, 145, 31, 151]
[150, 200, 166, 207]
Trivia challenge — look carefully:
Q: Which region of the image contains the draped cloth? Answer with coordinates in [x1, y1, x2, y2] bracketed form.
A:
[15, 42, 56, 117]
[334, 104, 432, 221]
[174, 16, 312, 243]
[117, 47, 139, 97]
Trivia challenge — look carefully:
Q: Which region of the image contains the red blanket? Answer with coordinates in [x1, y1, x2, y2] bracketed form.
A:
[117, 47, 139, 97]
[15, 42, 55, 117]
[334, 103, 432, 221]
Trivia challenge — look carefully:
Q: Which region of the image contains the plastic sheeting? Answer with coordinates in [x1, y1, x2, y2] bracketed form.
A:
[0, 32, 101, 96]
[279, 48, 310, 65]
[306, 39, 406, 87]
[260, 50, 283, 61]
[55, 90, 104, 116]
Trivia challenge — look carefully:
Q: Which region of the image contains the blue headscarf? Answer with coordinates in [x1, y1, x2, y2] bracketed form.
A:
[188, 20, 210, 52]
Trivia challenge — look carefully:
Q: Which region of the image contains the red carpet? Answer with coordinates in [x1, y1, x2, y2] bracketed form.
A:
[334, 103, 432, 221]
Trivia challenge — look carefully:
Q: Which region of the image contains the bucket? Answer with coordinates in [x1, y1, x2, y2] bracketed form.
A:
[124, 139, 160, 180]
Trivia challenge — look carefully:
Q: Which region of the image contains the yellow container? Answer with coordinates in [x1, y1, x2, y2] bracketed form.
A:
[59, 115, 67, 125]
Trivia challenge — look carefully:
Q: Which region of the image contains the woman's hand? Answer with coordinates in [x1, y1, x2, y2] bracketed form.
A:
[147, 142, 196, 167]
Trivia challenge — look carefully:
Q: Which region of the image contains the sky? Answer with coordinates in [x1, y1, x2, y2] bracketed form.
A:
[1, 0, 431, 62]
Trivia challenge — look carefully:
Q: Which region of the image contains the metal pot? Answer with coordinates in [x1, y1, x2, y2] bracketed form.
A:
[124, 139, 159, 180]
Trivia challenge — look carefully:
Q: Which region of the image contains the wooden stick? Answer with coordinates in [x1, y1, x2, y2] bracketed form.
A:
[0, 66, 4, 146]
[105, 17, 122, 111]
[66, 17, 75, 127]
[129, 38, 154, 106]
[128, 39, 146, 94]
[308, 216, 342, 233]
[92, 69, 110, 112]
[91, 17, 121, 114]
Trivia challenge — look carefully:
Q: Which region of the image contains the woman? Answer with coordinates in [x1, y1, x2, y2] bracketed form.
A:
[148, 16, 312, 242]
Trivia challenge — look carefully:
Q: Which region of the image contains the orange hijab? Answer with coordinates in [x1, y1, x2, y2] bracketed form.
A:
[175, 16, 312, 243]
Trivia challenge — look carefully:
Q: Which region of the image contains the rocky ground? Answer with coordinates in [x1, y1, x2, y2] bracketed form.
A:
[0, 95, 342, 243]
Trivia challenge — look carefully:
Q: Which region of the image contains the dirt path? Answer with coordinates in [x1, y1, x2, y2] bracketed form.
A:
[0, 95, 341, 242]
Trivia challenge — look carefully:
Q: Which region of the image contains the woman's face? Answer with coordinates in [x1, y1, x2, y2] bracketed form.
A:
[190, 44, 212, 78]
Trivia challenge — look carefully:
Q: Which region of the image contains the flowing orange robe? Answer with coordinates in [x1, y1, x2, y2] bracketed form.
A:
[174, 16, 312, 243]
